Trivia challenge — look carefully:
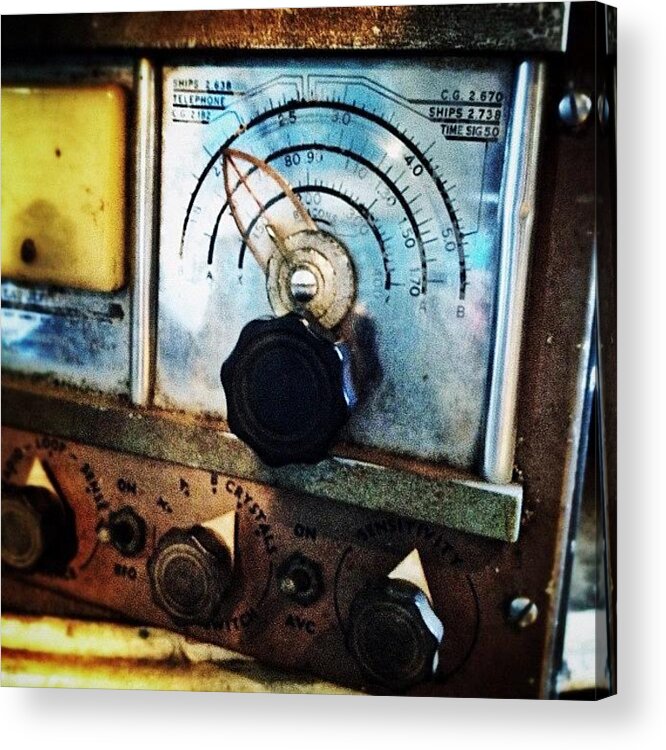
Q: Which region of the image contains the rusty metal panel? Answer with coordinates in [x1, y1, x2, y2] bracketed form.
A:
[1, 383, 522, 542]
[1, 5, 569, 54]
[0, 3, 613, 699]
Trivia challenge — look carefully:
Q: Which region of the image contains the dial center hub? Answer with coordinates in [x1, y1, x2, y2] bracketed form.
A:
[267, 229, 356, 329]
[289, 265, 319, 303]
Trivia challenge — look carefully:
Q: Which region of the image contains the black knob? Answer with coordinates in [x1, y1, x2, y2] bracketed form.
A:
[147, 526, 232, 626]
[347, 578, 444, 691]
[1, 485, 77, 573]
[221, 313, 357, 466]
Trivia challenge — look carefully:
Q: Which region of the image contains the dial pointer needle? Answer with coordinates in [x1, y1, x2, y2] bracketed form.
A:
[222, 148, 317, 274]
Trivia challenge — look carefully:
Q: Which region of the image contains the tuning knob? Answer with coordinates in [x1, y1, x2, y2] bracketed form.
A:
[147, 526, 233, 626]
[347, 578, 444, 691]
[1, 485, 76, 573]
[221, 313, 357, 466]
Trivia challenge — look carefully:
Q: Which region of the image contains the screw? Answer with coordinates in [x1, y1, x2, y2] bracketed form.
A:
[290, 266, 319, 303]
[279, 575, 297, 596]
[597, 92, 610, 132]
[558, 90, 592, 129]
[507, 596, 538, 628]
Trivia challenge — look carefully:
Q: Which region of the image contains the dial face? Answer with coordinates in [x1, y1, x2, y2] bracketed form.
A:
[157, 58, 514, 469]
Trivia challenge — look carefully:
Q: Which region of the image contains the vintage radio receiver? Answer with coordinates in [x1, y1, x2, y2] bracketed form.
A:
[1, 3, 615, 698]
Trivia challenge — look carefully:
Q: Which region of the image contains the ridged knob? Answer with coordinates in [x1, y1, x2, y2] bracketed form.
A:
[221, 313, 357, 466]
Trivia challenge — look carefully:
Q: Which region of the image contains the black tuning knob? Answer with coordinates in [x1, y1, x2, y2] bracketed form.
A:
[221, 313, 357, 466]
[147, 526, 233, 626]
[347, 578, 444, 691]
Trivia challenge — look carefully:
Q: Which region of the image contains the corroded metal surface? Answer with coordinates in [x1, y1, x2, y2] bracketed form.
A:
[1, 614, 358, 694]
[1, 5, 568, 54]
[1, 380, 522, 542]
[2, 427, 504, 694]
[1, 3, 609, 699]
[509, 1, 601, 695]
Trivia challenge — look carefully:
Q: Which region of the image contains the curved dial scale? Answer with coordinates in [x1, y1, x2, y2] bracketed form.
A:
[157, 58, 512, 469]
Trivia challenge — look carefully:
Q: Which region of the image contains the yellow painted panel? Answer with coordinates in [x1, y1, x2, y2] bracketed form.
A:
[1, 85, 127, 291]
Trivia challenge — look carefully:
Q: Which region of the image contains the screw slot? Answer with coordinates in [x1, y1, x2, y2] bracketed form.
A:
[558, 90, 592, 129]
[507, 596, 538, 628]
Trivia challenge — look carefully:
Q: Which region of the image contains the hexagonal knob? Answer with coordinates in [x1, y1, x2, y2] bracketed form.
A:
[147, 526, 232, 626]
[347, 578, 444, 691]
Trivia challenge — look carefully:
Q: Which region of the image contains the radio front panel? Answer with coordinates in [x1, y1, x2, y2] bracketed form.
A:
[2, 426, 518, 695]
[1, 4, 612, 699]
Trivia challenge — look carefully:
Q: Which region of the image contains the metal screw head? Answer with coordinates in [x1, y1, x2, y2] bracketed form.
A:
[507, 596, 539, 628]
[289, 266, 319, 303]
[97, 526, 111, 544]
[558, 90, 592, 129]
[597, 92, 610, 132]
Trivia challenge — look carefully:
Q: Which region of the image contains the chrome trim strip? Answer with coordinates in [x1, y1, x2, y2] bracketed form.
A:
[545, 249, 597, 696]
[561, 2, 572, 53]
[130, 58, 157, 406]
[482, 60, 547, 483]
